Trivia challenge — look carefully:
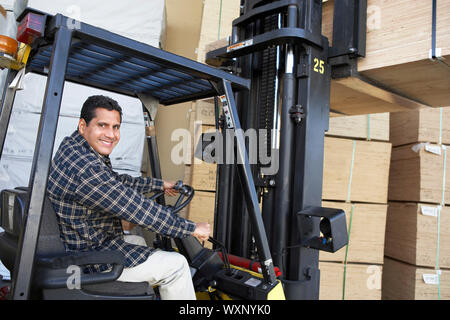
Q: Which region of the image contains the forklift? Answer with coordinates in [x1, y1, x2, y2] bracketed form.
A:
[0, 0, 367, 300]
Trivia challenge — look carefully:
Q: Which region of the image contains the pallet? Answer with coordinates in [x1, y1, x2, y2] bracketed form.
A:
[388, 143, 450, 204]
[327, 112, 389, 141]
[319, 261, 382, 300]
[320, 201, 387, 265]
[385, 202, 450, 269]
[390, 107, 450, 147]
[323, 137, 392, 204]
[382, 257, 450, 300]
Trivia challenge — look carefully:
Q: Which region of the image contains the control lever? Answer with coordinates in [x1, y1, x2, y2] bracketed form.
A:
[208, 237, 232, 275]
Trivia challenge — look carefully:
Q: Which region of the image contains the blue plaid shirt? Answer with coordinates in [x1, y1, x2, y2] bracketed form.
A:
[47, 130, 196, 272]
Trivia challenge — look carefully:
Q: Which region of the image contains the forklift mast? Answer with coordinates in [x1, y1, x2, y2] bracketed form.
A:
[207, 0, 365, 299]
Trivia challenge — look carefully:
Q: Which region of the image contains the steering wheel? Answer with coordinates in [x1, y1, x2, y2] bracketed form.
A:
[147, 180, 195, 214]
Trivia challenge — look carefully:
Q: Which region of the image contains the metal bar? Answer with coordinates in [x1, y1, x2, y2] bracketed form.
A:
[233, 0, 298, 27]
[144, 125, 172, 250]
[213, 96, 232, 249]
[222, 79, 277, 284]
[0, 70, 19, 159]
[328, 0, 367, 58]
[206, 27, 323, 64]
[431, 0, 437, 59]
[271, 3, 297, 271]
[11, 26, 73, 300]
[26, 14, 244, 105]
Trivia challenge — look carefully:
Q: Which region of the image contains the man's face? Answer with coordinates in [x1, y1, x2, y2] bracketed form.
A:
[78, 108, 121, 156]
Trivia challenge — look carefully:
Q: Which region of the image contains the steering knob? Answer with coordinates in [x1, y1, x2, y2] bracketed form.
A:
[174, 180, 192, 196]
[174, 180, 184, 191]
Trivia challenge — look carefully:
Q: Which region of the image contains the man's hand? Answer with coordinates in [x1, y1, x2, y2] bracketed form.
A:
[121, 220, 136, 232]
[192, 222, 211, 242]
[163, 180, 178, 197]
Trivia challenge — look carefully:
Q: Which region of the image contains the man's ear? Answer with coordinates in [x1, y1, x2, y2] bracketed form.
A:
[78, 118, 87, 135]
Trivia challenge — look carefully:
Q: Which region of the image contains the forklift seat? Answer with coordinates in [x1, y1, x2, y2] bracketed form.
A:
[0, 187, 156, 300]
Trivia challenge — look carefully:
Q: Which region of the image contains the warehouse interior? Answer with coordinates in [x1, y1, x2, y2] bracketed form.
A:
[0, 0, 449, 301]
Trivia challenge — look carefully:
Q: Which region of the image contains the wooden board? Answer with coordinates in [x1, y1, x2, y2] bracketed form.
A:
[323, 137, 392, 204]
[322, 0, 450, 113]
[186, 190, 216, 249]
[390, 107, 450, 147]
[385, 202, 450, 269]
[320, 202, 387, 265]
[361, 58, 450, 109]
[190, 124, 218, 192]
[382, 257, 450, 300]
[193, 99, 216, 126]
[196, 0, 240, 63]
[327, 112, 389, 141]
[329, 77, 428, 116]
[388, 143, 450, 204]
[191, 162, 217, 192]
[187, 190, 216, 224]
[319, 262, 382, 300]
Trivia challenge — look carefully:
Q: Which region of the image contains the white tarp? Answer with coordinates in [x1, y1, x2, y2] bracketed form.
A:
[27, 0, 166, 48]
[0, 0, 166, 190]
[0, 0, 166, 278]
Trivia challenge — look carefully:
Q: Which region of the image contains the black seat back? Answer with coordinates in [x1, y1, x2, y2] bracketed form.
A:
[0, 188, 28, 271]
[36, 195, 66, 256]
[0, 187, 65, 272]
[0, 187, 155, 299]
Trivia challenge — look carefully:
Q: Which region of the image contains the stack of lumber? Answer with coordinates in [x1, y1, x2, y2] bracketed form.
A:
[322, 0, 450, 115]
[383, 107, 450, 300]
[319, 113, 391, 300]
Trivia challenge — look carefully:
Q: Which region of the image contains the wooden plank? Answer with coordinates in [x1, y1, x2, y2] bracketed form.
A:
[385, 202, 450, 269]
[193, 99, 216, 126]
[323, 137, 392, 204]
[320, 202, 387, 265]
[388, 143, 450, 204]
[319, 262, 382, 300]
[361, 58, 450, 108]
[196, 0, 240, 63]
[330, 81, 415, 116]
[382, 257, 450, 300]
[187, 190, 216, 224]
[332, 76, 427, 115]
[204, 38, 229, 57]
[191, 162, 217, 192]
[186, 190, 216, 249]
[327, 112, 389, 141]
[390, 107, 450, 147]
[190, 125, 218, 192]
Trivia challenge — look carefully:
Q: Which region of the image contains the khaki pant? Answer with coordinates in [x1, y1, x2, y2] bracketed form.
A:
[117, 249, 196, 300]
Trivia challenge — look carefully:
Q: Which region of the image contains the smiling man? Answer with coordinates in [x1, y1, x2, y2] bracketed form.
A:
[47, 95, 210, 300]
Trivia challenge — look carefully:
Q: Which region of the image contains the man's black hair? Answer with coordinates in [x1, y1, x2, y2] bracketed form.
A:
[80, 95, 123, 125]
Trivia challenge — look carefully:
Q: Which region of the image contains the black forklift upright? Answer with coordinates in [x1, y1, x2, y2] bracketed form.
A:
[10, 25, 73, 300]
[207, 0, 349, 300]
